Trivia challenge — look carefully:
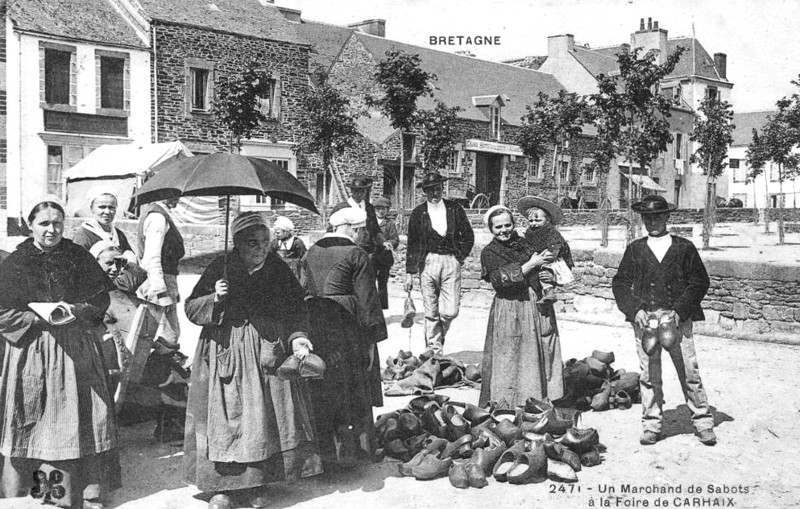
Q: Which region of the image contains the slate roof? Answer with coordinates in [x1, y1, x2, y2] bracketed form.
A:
[503, 55, 548, 70]
[295, 19, 354, 71]
[731, 111, 774, 147]
[9, 0, 147, 48]
[353, 32, 565, 126]
[137, 0, 307, 45]
[590, 38, 723, 81]
[571, 45, 619, 77]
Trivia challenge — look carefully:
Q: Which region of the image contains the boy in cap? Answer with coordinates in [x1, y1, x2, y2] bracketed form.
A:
[404, 172, 475, 353]
[611, 195, 717, 446]
[373, 196, 399, 309]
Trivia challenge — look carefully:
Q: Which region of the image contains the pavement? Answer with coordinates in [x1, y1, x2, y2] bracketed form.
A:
[3, 277, 798, 509]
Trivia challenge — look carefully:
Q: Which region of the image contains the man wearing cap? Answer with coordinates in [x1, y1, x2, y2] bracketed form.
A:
[404, 172, 475, 353]
[611, 195, 717, 447]
[302, 207, 387, 467]
[373, 196, 400, 309]
[337, 176, 386, 257]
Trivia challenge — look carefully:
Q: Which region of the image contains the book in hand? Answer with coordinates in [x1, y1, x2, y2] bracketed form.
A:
[28, 302, 76, 326]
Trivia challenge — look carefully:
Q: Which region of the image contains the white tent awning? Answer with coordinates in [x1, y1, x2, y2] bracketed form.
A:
[622, 173, 667, 192]
[65, 141, 193, 181]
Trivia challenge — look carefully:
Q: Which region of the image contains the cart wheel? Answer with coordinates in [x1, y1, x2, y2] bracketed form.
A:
[470, 193, 490, 209]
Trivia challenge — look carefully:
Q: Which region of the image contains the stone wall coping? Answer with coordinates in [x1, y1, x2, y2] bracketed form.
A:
[580, 246, 800, 282]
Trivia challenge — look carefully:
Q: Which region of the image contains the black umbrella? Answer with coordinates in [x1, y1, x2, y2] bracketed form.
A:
[133, 152, 319, 264]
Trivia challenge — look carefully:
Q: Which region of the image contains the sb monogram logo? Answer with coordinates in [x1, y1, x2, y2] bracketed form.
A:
[31, 469, 66, 503]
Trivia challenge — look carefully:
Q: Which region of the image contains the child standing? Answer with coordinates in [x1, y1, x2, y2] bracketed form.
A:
[517, 196, 574, 303]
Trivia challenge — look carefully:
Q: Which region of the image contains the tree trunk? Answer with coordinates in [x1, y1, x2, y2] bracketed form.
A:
[597, 169, 610, 247]
[702, 176, 716, 249]
[625, 153, 635, 246]
[399, 132, 405, 231]
[778, 170, 785, 245]
[556, 141, 562, 205]
[763, 166, 771, 233]
[321, 159, 329, 228]
[752, 182, 759, 224]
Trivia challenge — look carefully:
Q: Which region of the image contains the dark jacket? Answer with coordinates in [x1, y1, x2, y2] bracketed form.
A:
[334, 200, 386, 255]
[611, 235, 709, 323]
[405, 199, 475, 274]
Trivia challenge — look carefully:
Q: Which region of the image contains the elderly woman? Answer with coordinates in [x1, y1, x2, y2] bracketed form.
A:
[73, 187, 137, 264]
[0, 197, 119, 509]
[269, 216, 306, 281]
[479, 205, 564, 408]
[183, 212, 321, 509]
[301, 207, 387, 468]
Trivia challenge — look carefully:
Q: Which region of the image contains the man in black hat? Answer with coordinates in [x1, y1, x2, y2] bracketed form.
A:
[404, 172, 475, 353]
[336, 175, 385, 257]
[611, 195, 717, 447]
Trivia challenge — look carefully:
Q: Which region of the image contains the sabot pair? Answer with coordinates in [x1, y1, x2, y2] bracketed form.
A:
[449, 460, 489, 489]
[275, 353, 326, 380]
[493, 441, 548, 485]
[642, 313, 681, 356]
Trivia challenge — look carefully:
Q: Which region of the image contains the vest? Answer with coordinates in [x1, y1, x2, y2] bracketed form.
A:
[137, 203, 185, 275]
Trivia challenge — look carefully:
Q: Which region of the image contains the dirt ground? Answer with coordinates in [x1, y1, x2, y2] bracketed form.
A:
[2, 278, 798, 509]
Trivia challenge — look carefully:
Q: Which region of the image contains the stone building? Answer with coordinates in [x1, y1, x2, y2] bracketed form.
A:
[507, 17, 732, 208]
[133, 0, 313, 213]
[296, 15, 603, 212]
[2, 0, 151, 233]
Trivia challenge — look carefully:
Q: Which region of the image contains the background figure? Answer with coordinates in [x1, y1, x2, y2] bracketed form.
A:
[336, 176, 386, 259]
[518, 196, 574, 304]
[73, 187, 137, 264]
[479, 206, 564, 408]
[270, 216, 306, 281]
[373, 196, 399, 310]
[611, 195, 716, 447]
[137, 198, 185, 352]
[301, 207, 387, 469]
[90, 241, 188, 443]
[0, 198, 119, 509]
[183, 212, 321, 509]
[404, 172, 475, 353]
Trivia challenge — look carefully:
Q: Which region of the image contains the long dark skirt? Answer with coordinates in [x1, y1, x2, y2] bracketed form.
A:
[183, 324, 322, 493]
[306, 298, 383, 461]
[479, 291, 565, 407]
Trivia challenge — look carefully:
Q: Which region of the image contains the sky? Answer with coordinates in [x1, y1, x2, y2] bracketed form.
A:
[277, 0, 800, 113]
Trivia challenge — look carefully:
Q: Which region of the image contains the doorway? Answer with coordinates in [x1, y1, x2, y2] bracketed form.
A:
[475, 153, 502, 206]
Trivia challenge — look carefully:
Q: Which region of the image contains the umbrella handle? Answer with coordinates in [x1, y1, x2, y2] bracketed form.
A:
[223, 195, 230, 280]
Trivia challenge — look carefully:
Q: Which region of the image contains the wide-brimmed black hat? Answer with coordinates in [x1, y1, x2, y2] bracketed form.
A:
[517, 195, 563, 225]
[631, 195, 677, 215]
[417, 172, 451, 189]
[348, 176, 372, 189]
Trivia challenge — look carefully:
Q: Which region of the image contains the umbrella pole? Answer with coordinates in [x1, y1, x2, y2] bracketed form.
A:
[224, 195, 230, 279]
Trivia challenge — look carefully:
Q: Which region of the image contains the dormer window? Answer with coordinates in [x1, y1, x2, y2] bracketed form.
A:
[472, 94, 508, 142]
[490, 106, 501, 140]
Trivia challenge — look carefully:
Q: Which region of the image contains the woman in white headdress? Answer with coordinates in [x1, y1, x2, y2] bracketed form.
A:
[72, 186, 137, 264]
[182, 212, 321, 508]
[269, 215, 306, 281]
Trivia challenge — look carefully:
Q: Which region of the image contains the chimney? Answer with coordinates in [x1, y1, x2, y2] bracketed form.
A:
[714, 53, 727, 80]
[631, 19, 668, 63]
[347, 19, 386, 37]
[276, 6, 301, 22]
[639, 18, 645, 31]
[547, 34, 575, 58]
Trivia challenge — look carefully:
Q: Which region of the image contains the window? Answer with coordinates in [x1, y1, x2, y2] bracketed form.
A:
[99, 56, 125, 110]
[44, 48, 72, 105]
[582, 164, 596, 184]
[257, 78, 279, 119]
[490, 106, 501, 140]
[674, 133, 683, 159]
[705, 86, 718, 102]
[730, 159, 747, 182]
[528, 157, 543, 179]
[446, 151, 459, 173]
[190, 68, 211, 111]
[558, 160, 570, 182]
[47, 146, 64, 197]
[255, 159, 290, 208]
[770, 164, 779, 182]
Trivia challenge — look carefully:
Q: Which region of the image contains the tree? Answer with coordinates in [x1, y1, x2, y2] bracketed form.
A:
[414, 100, 463, 172]
[591, 46, 686, 245]
[746, 129, 771, 232]
[295, 70, 361, 226]
[690, 96, 735, 249]
[367, 50, 436, 216]
[517, 90, 593, 205]
[214, 61, 274, 152]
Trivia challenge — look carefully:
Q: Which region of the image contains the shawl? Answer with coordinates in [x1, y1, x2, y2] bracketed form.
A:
[81, 218, 121, 248]
[524, 224, 574, 268]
